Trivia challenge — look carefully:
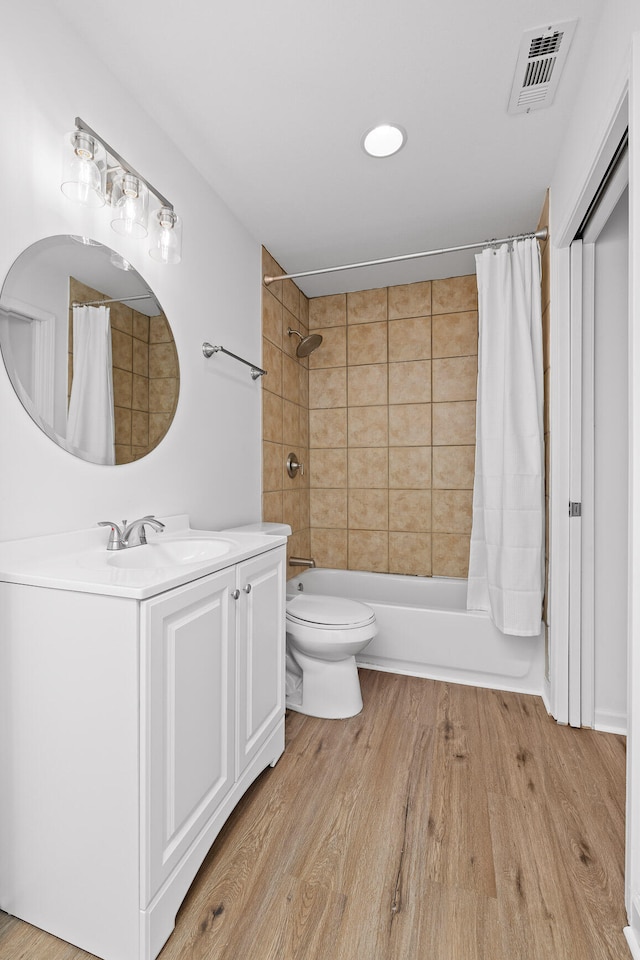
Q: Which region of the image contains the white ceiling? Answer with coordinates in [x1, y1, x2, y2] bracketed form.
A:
[53, 0, 603, 297]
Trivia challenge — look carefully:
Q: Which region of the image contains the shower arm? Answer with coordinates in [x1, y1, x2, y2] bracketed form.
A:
[264, 227, 548, 285]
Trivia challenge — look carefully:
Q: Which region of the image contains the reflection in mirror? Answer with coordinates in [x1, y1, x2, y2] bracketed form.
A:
[0, 236, 179, 464]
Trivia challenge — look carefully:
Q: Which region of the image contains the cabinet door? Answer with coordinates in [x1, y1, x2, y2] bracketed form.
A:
[140, 567, 236, 904]
[236, 547, 285, 774]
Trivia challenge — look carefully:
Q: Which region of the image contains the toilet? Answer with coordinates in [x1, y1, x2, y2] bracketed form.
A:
[285, 592, 377, 719]
[222, 522, 377, 719]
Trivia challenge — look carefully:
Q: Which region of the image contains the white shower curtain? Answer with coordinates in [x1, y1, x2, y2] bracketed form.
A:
[467, 237, 544, 636]
[67, 305, 115, 465]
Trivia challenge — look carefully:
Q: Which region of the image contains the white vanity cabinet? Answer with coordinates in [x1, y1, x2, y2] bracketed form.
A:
[235, 549, 286, 775]
[141, 566, 237, 906]
[0, 538, 285, 960]
[141, 550, 285, 914]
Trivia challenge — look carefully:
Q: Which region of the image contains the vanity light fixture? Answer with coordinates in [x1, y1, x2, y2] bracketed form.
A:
[149, 206, 183, 265]
[362, 123, 407, 158]
[61, 117, 182, 264]
[61, 130, 106, 207]
[110, 173, 149, 239]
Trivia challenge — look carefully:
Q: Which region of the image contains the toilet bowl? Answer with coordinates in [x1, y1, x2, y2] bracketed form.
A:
[285, 593, 377, 719]
[220, 523, 376, 719]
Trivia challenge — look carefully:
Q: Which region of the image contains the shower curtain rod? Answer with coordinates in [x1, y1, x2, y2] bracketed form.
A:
[263, 227, 548, 285]
[72, 293, 157, 307]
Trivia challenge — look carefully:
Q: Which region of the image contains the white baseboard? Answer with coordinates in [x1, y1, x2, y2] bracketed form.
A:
[594, 710, 627, 736]
[624, 926, 640, 959]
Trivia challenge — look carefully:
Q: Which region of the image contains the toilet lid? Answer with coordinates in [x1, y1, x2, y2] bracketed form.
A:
[287, 594, 375, 628]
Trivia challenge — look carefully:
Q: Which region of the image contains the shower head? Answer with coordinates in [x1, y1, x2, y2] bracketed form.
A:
[287, 327, 323, 358]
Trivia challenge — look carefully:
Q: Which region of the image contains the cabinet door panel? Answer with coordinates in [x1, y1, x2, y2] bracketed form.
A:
[141, 568, 236, 904]
[237, 549, 285, 773]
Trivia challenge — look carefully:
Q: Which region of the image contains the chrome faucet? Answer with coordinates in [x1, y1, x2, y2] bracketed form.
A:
[123, 516, 165, 547]
[98, 515, 165, 550]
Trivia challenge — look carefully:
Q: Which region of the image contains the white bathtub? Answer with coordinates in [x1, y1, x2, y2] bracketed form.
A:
[286, 569, 545, 696]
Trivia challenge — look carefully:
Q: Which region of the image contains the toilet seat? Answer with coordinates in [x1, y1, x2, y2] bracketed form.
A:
[286, 594, 375, 630]
[285, 593, 377, 718]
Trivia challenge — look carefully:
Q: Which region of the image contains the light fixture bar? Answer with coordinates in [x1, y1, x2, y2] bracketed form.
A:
[75, 117, 173, 211]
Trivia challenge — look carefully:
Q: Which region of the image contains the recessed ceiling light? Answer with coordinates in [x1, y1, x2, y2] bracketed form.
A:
[362, 123, 407, 158]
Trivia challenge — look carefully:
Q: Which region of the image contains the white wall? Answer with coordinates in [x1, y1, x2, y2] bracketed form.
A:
[552, 0, 639, 243]
[0, 3, 263, 540]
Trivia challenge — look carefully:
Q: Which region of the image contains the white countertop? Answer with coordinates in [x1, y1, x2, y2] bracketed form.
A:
[0, 515, 286, 600]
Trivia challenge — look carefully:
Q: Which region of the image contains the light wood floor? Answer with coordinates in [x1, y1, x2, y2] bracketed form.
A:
[0, 670, 629, 960]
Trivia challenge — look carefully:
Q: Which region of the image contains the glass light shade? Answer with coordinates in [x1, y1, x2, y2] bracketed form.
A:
[70, 235, 103, 246]
[110, 174, 149, 238]
[362, 123, 406, 158]
[149, 207, 182, 264]
[110, 251, 134, 271]
[61, 131, 106, 207]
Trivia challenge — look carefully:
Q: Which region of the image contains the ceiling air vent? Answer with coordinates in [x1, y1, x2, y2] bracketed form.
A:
[508, 20, 577, 115]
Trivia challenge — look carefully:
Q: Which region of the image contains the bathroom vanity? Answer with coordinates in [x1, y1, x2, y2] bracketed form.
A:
[0, 517, 286, 960]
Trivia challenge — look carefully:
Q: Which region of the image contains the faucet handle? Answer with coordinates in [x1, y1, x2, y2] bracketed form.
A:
[121, 515, 166, 547]
[98, 520, 125, 551]
[137, 516, 165, 544]
[98, 520, 124, 533]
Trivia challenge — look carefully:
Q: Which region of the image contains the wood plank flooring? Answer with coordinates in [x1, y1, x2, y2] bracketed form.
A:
[0, 670, 629, 960]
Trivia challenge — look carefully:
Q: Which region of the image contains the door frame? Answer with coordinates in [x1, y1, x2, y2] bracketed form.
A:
[573, 154, 630, 731]
[548, 88, 629, 724]
[625, 34, 640, 948]
[549, 34, 640, 944]
[0, 296, 55, 424]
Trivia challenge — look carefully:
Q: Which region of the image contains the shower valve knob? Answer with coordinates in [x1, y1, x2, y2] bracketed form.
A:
[287, 452, 304, 478]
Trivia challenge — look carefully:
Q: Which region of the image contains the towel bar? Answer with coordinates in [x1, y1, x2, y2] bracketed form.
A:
[202, 342, 267, 380]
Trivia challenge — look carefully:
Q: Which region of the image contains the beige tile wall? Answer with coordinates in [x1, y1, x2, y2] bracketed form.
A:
[261, 249, 311, 576]
[68, 278, 179, 464]
[147, 314, 180, 460]
[307, 275, 478, 577]
[261, 240, 550, 588]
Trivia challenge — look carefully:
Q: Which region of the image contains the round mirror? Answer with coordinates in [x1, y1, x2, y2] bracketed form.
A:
[0, 236, 179, 464]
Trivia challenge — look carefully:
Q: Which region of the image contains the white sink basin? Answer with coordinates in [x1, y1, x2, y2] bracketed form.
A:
[108, 538, 233, 569]
[0, 515, 287, 599]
